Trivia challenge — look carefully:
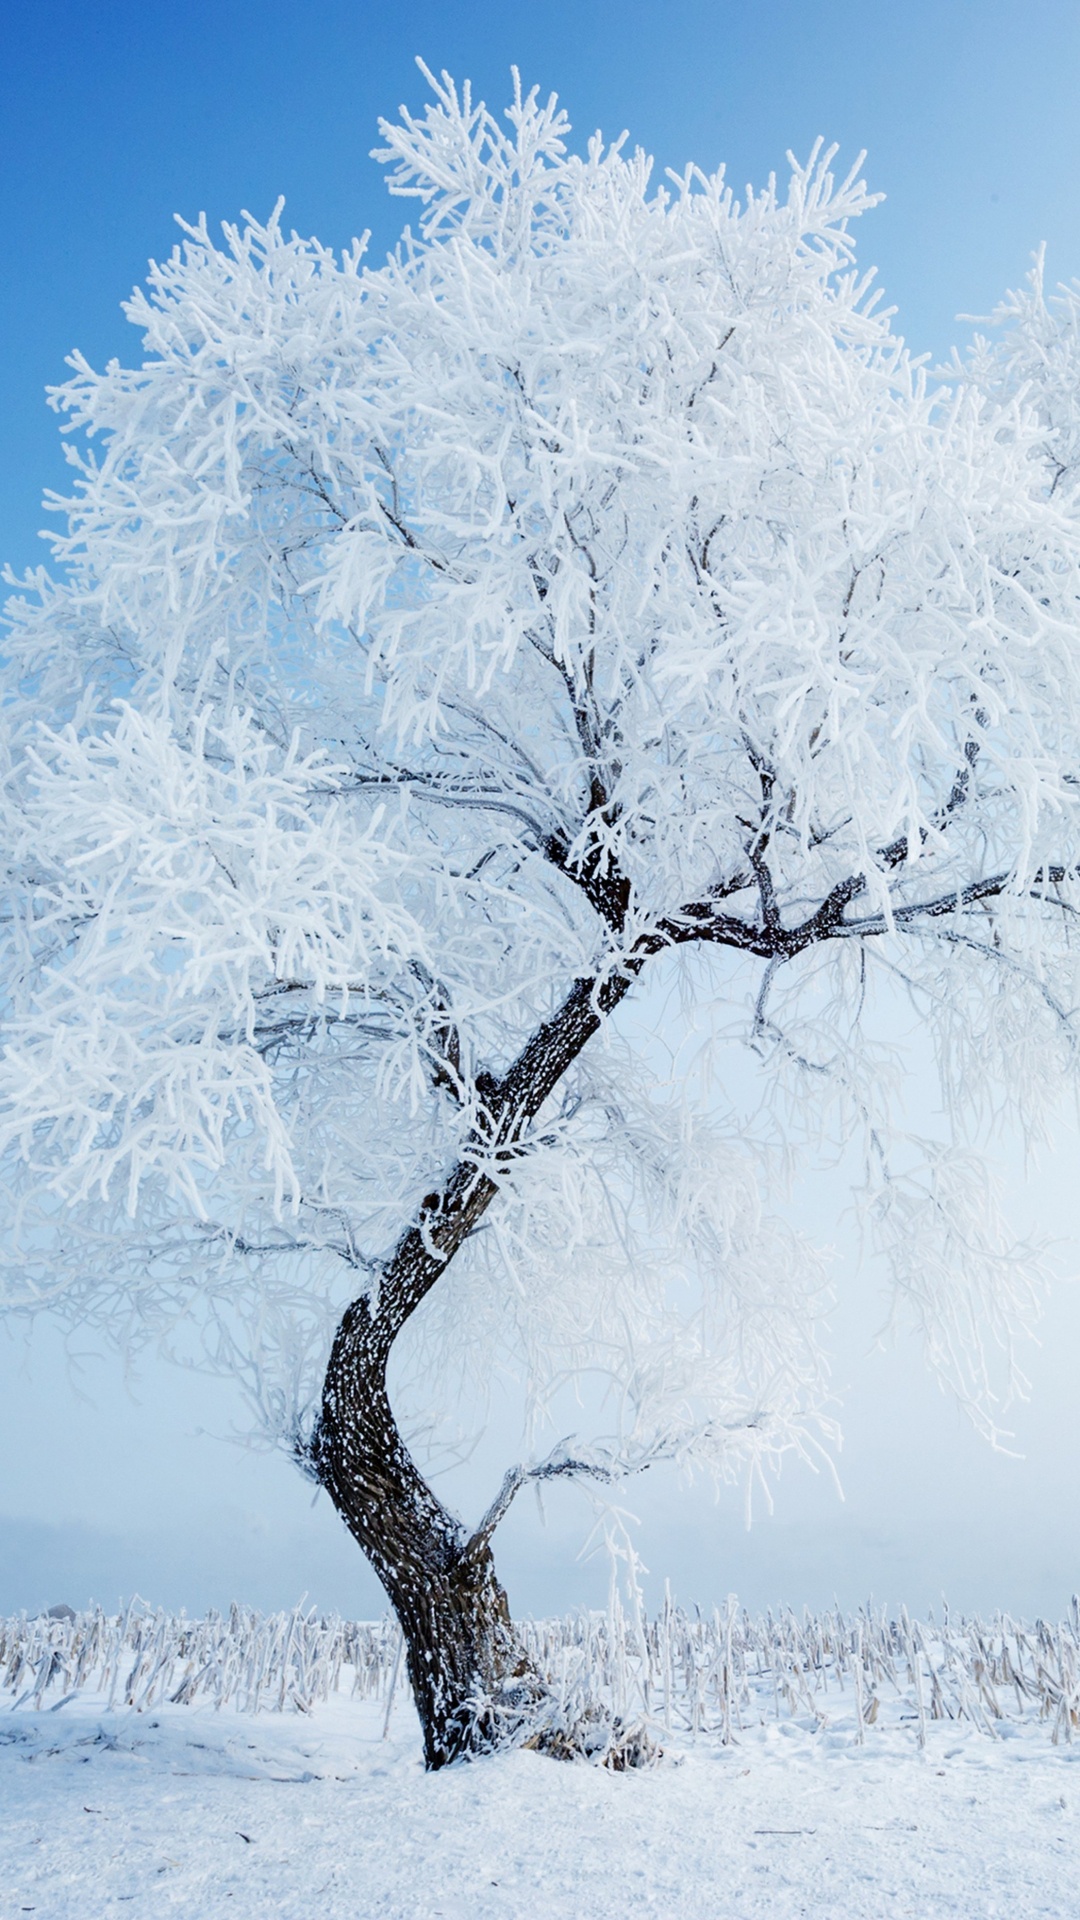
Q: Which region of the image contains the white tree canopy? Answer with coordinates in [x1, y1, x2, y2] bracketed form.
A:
[3, 69, 1079, 1503]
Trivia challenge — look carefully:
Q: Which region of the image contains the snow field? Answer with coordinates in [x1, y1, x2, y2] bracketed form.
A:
[3, 1690, 1080, 1918]
[5, 1599, 1080, 1916]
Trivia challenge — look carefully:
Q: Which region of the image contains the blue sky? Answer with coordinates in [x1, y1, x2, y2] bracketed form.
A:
[3, 0, 1080, 1619]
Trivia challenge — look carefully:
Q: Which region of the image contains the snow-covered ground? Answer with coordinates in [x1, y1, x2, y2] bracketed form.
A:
[3, 1689, 1080, 1918]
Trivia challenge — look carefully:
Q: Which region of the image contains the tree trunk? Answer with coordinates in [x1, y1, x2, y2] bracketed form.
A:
[314, 1292, 535, 1769]
[313, 973, 646, 1766]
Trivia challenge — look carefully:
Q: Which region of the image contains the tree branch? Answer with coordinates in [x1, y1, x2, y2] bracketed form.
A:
[462, 1445, 626, 1560]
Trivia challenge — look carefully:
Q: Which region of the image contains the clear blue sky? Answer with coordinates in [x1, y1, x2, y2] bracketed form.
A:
[3, 0, 1080, 1620]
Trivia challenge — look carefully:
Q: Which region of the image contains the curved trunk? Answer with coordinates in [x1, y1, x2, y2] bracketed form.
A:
[314, 1294, 534, 1768]
[314, 972, 644, 1766]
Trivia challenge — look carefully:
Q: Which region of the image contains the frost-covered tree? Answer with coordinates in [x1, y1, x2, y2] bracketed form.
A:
[3, 67, 1080, 1766]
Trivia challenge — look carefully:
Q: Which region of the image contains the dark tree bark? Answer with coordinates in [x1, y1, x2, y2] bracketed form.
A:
[315, 1291, 530, 1767]
[311, 970, 641, 1767]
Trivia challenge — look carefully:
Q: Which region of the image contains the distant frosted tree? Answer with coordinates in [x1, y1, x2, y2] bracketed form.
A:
[2, 67, 1079, 1765]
